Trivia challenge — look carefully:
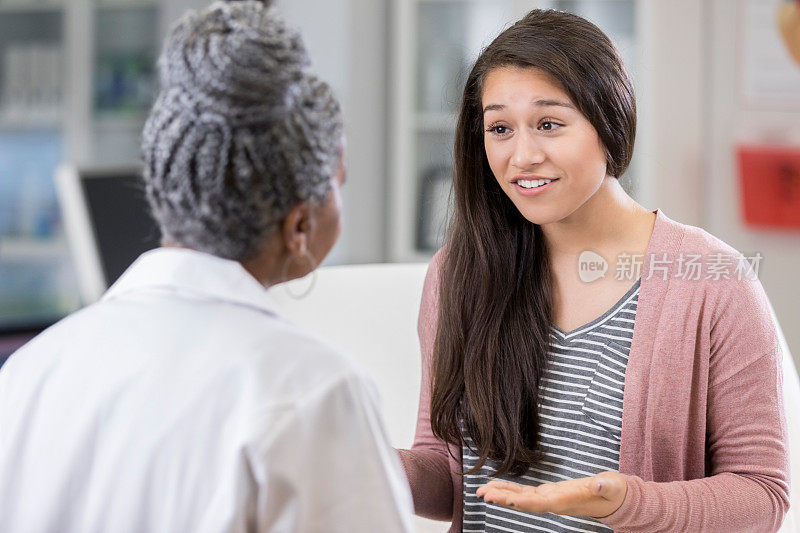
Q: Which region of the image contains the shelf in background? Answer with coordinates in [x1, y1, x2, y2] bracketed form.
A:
[0, 0, 62, 13]
[0, 237, 68, 261]
[0, 0, 160, 330]
[93, 112, 148, 131]
[0, 119, 62, 131]
[0, 109, 62, 131]
[93, 0, 158, 9]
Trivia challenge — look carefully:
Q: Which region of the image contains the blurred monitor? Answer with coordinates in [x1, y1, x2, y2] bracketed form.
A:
[56, 165, 161, 304]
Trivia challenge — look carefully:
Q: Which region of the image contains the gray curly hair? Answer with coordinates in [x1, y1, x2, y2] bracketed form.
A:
[141, 0, 343, 261]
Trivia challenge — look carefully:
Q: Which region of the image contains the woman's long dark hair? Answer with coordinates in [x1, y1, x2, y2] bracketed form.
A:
[430, 9, 637, 477]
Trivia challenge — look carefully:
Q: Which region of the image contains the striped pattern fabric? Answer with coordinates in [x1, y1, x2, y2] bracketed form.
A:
[462, 277, 641, 532]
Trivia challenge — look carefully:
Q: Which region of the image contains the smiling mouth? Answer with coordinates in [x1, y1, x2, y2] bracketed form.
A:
[513, 177, 559, 189]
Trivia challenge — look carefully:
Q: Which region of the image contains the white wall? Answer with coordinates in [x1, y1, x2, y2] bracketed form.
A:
[279, 0, 389, 265]
[706, 0, 800, 365]
[634, 0, 706, 226]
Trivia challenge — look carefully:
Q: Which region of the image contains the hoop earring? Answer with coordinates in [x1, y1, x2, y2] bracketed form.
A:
[281, 251, 318, 299]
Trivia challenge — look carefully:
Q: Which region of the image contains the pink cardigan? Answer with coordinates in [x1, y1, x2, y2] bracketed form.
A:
[398, 209, 791, 532]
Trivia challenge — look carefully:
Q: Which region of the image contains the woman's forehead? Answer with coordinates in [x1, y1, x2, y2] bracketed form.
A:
[481, 66, 571, 105]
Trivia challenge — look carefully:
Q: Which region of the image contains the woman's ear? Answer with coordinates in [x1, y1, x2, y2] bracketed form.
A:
[281, 201, 313, 258]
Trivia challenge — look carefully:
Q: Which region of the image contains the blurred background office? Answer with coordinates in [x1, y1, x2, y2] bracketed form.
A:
[1, 0, 799, 368]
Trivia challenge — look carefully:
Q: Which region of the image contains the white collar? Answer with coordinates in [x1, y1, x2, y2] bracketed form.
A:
[101, 247, 281, 317]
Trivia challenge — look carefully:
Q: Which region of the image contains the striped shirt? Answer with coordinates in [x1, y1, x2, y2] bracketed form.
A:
[462, 277, 641, 532]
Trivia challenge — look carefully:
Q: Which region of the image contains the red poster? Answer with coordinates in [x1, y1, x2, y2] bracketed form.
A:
[737, 145, 800, 229]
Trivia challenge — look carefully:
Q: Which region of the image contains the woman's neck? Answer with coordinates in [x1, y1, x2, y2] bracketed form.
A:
[540, 176, 654, 262]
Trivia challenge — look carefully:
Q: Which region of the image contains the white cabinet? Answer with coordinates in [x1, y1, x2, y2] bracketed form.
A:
[0, 0, 167, 328]
[389, 0, 641, 262]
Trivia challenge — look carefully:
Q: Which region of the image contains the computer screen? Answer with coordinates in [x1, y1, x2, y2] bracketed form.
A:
[56, 166, 161, 304]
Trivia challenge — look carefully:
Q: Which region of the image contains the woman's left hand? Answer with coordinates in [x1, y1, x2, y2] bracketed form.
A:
[476, 470, 628, 519]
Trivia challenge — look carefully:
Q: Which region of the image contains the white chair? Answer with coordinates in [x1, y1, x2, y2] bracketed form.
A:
[771, 300, 800, 533]
[271, 263, 800, 532]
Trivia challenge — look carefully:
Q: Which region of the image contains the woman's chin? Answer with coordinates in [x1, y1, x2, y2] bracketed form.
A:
[514, 206, 564, 227]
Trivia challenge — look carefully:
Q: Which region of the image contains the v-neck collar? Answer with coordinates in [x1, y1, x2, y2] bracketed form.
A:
[552, 275, 642, 340]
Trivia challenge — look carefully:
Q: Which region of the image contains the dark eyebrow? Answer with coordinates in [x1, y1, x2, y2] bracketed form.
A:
[482, 99, 575, 114]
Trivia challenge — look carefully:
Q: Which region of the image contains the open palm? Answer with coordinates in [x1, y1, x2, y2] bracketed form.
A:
[476, 470, 627, 519]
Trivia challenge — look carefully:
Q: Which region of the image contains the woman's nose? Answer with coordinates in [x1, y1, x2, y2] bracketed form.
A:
[510, 131, 545, 169]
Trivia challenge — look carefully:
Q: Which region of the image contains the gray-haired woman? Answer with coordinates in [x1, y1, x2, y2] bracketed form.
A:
[0, 2, 414, 531]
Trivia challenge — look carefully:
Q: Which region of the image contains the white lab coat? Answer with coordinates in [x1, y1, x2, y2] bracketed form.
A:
[0, 248, 414, 533]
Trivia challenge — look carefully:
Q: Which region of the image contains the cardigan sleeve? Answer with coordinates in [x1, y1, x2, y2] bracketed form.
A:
[597, 270, 791, 532]
[397, 252, 460, 522]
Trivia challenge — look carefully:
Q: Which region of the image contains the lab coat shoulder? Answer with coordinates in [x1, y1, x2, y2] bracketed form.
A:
[225, 306, 373, 401]
[238, 320, 415, 532]
[216, 310, 415, 530]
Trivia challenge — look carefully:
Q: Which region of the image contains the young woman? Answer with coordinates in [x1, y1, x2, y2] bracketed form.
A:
[399, 9, 790, 533]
